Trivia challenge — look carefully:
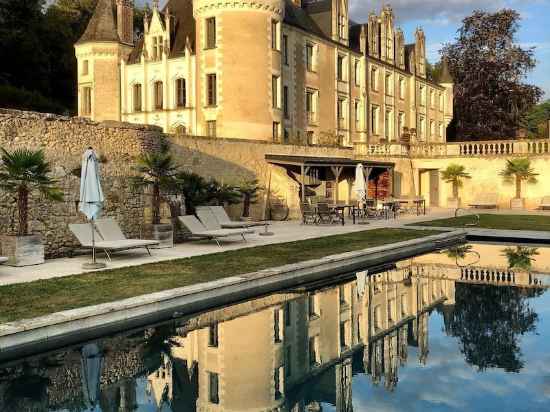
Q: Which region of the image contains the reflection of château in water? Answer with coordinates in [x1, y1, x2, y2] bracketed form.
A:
[1, 247, 546, 411]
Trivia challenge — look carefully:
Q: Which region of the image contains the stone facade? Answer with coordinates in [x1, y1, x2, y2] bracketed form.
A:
[75, 0, 453, 145]
[0, 109, 162, 257]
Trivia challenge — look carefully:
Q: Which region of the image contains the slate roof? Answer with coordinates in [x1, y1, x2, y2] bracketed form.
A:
[76, 0, 119, 45]
[439, 58, 453, 83]
[283, 0, 326, 39]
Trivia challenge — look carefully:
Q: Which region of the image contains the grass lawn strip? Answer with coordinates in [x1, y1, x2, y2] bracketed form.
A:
[0, 228, 435, 323]
[411, 214, 550, 232]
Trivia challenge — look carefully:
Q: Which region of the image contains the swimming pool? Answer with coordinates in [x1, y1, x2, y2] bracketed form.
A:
[1, 243, 548, 411]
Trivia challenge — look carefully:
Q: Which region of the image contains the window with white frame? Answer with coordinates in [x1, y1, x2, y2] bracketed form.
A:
[271, 20, 280, 50]
[371, 105, 379, 135]
[399, 77, 405, 99]
[207, 74, 217, 106]
[81, 87, 92, 116]
[206, 120, 216, 137]
[82, 60, 89, 76]
[419, 85, 426, 106]
[133, 84, 142, 112]
[306, 42, 316, 72]
[371, 66, 378, 91]
[176, 78, 186, 107]
[337, 54, 346, 82]
[206, 17, 216, 49]
[385, 72, 393, 96]
[385, 108, 393, 140]
[306, 89, 318, 123]
[354, 100, 361, 130]
[337, 97, 347, 128]
[398, 111, 405, 138]
[273, 122, 280, 141]
[154, 81, 163, 110]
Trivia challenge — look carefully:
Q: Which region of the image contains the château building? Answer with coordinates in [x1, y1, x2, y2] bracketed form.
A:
[75, 0, 454, 146]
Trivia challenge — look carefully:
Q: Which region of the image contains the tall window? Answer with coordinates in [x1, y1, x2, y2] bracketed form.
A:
[283, 85, 289, 119]
[306, 43, 314, 72]
[274, 366, 283, 399]
[419, 85, 426, 106]
[385, 73, 393, 96]
[206, 17, 216, 49]
[340, 321, 350, 349]
[371, 105, 379, 135]
[207, 74, 217, 106]
[283, 34, 289, 65]
[133, 84, 142, 112]
[271, 20, 280, 50]
[206, 120, 216, 137]
[309, 336, 319, 366]
[337, 98, 346, 129]
[430, 120, 435, 137]
[176, 78, 186, 107]
[371, 67, 378, 91]
[152, 36, 163, 60]
[154, 81, 163, 110]
[419, 116, 426, 140]
[272, 76, 280, 108]
[274, 309, 282, 342]
[208, 372, 219, 404]
[398, 112, 405, 138]
[285, 302, 291, 326]
[385, 109, 393, 140]
[308, 294, 318, 318]
[82, 60, 89, 75]
[430, 89, 435, 107]
[354, 59, 360, 86]
[399, 77, 405, 99]
[82, 87, 92, 116]
[354, 100, 360, 130]
[337, 55, 345, 81]
[208, 323, 218, 347]
[306, 89, 316, 123]
[273, 122, 280, 141]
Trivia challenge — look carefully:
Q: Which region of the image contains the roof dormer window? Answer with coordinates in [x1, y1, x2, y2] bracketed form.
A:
[152, 36, 163, 61]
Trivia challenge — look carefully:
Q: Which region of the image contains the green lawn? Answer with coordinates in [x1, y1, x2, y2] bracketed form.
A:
[0, 228, 436, 324]
[411, 214, 550, 231]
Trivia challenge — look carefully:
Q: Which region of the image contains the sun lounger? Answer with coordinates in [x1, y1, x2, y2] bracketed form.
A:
[196, 207, 256, 234]
[0, 256, 7, 265]
[539, 196, 550, 210]
[207, 206, 268, 228]
[69, 223, 158, 261]
[469, 193, 498, 209]
[95, 217, 160, 250]
[178, 215, 253, 247]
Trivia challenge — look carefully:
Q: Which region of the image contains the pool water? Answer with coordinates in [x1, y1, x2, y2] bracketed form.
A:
[1, 243, 550, 411]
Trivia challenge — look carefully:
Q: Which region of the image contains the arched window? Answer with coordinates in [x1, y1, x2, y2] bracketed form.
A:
[154, 81, 163, 110]
[176, 78, 186, 107]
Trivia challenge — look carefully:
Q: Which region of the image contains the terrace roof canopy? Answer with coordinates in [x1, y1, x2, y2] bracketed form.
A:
[265, 154, 395, 202]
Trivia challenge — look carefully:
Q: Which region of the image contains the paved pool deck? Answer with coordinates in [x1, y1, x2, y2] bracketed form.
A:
[2, 208, 550, 287]
[0, 209, 456, 286]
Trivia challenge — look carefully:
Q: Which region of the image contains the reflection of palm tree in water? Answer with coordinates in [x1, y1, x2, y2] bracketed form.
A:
[502, 246, 539, 271]
[445, 245, 480, 267]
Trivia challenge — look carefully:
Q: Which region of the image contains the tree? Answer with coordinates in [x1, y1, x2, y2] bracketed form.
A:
[0, 148, 63, 236]
[441, 164, 471, 199]
[174, 171, 211, 215]
[131, 144, 179, 225]
[238, 179, 263, 218]
[523, 100, 550, 138]
[499, 158, 538, 199]
[426, 60, 442, 83]
[502, 246, 539, 271]
[441, 9, 543, 140]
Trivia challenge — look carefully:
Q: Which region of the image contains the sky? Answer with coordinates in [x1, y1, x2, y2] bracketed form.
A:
[141, 0, 549, 99]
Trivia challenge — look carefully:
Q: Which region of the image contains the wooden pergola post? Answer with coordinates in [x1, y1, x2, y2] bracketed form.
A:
[330, 166, 343, 204]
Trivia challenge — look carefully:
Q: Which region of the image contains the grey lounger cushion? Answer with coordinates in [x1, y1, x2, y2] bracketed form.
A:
[95, 218, 159, 247]
[195, 208, 253, 234]
[0, 256, 7, 264]
[209, 206, 267, 228]
[178, 216, 252, 237]
[69, 223, 158, 250]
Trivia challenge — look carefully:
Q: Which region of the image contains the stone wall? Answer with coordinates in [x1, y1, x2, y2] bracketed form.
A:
[0, 109, 163, 257]
[167, 134, 356, 219]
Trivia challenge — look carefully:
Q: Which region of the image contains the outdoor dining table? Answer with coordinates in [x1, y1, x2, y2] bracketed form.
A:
[330, 204, 355, 225]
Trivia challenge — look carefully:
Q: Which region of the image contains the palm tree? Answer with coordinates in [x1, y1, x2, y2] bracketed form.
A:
[0, 148, 63, 236]
[131, 144, 179, 225]
[238, 179, 264, 217]
[441, 164, 471, 200]
[502, 246, 539, 271]
[499, 158, 538, 199]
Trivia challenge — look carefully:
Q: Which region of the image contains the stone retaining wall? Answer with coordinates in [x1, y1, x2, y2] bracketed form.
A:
[0, 109, 163, 257]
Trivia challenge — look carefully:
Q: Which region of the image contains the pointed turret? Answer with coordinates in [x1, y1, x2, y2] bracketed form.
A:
[439, 57, 453, 84]
[77, 0, 119, 44]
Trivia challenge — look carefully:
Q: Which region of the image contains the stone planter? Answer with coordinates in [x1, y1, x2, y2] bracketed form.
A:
[0, 234, 45, 267]
[510, 198, 525, 210]
[145, 223, 174, 249]
[447, 198, 461, 209]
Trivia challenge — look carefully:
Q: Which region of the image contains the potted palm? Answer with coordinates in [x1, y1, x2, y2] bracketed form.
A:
[499, 158, 538, 209]
[0, 148, 63, 266]
[131, 143, 179, 248]
[441, 164, 471, 209]
[238, 179, 264, 219]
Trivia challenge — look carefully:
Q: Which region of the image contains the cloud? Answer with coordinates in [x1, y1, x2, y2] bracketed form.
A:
[349, 0, 524, 25]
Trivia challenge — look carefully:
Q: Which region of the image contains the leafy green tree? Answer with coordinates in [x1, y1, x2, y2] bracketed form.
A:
[205, 180, 241, 207]
[131, 144, 179, 225]
[0, 148, 63, 236]
[445, 283, 541, 372]
[502, 246, 539, 271]
[441, 164, 471, 199]
[174, 171, 211, 215]
[441, 9, 542, 140]
[499, 158, 538, 199]
[426, 60, 442, 83]
[523, 100, 550, 138]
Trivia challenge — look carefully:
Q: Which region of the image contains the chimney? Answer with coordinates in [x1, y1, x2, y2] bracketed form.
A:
[116, 0, 134, 45]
